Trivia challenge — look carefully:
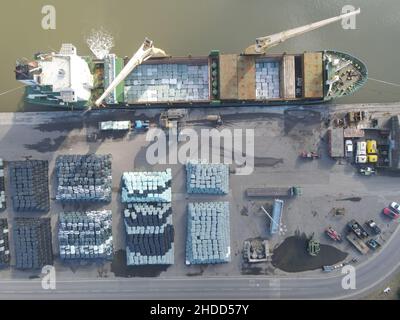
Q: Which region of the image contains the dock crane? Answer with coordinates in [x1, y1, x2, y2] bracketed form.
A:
[95, 38, 167, 107]
[245, 8, 360, 54]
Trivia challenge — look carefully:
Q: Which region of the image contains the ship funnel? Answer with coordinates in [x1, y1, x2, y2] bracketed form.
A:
[245, 8, 361, 54]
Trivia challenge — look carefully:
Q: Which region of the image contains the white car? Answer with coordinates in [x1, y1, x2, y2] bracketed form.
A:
[345, 140, 353, 152]
[390, 202, 400, 214]
[345, 140, 353, 157]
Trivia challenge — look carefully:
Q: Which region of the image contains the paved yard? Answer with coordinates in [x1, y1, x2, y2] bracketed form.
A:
[0, 107, 398, 279]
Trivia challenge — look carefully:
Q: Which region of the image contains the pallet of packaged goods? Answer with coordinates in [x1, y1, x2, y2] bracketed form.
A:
[55, 154, 112, 203]
[9, 160, 50, 212]
[186, 202, 231, 265]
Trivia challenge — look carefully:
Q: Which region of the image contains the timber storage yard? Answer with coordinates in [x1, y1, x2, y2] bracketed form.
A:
[0, 102, 400, 300]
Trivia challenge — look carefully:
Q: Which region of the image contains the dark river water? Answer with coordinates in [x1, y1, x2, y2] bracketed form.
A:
[1, 0, 399, 111]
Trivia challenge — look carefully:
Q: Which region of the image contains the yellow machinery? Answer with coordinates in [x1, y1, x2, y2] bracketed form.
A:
[367, 140, 378, 163]
[367, 140, 377, 154]
[368, 155, 378, 163]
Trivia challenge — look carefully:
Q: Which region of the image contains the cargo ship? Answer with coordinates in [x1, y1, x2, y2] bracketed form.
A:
[15, 10, 367, 110]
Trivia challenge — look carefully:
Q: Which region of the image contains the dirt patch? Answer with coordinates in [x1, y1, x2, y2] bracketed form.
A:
[254, 157, 284, 167]
[272, 234, 348, 273]
[337, 197, 362, 202]
[111, 250, 170, 278]
[186, 265, 208, 277]
[25, 136, 67, 153]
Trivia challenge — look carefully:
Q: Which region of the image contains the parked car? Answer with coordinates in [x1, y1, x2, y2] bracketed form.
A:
[345, 140, 353, 157]
[366, 239, 381, 250]
[366, 220, 381, 235]
[383, 207, 400, 220]
[359, 167, 376, 176]
[390, 202, 400, 214]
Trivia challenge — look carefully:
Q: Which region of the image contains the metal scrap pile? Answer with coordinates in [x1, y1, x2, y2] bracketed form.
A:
[186, 202, 231, 265]
[0, 159, 6, 210]
[56, 155, 112, 203]
[0, 219, 10, 268]
[14, 218, 53, 270]
[9, 160, 50, 212]
[121, 170, 172, 203]
[125, 203, 174, 265]
[186, 161, 229, 195]
[58, 210, 113, 260]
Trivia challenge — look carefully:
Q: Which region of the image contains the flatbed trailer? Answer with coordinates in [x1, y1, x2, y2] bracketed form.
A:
[246, 186, 301, 198]
[346, 234, 369, 255]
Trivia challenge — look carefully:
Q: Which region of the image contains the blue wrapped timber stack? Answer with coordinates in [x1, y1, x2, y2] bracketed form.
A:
[121, 169, 172, 203]
[124, 203, 174, 265]
[186, 161, 229, 195]
[14, 218, 53, 270]
[0, 219, 10, 268]
[186, 202, 231, 265]
[55, 155, 112, 203]
[0, 159, 6, 210]
[9, 160, 50, 212]
[58, 210, 113, 261]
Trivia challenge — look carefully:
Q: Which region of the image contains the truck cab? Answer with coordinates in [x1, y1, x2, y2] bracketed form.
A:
[356, 155, 367, 164]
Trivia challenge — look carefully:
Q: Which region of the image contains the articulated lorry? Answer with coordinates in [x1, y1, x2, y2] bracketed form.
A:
[246, 186, 302, 198]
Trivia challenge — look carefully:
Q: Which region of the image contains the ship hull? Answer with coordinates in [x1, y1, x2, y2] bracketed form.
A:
[18, 49, 366, 110]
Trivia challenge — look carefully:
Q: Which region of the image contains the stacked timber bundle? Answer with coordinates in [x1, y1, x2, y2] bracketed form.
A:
[124, 203, 174, 265]
[55, 154, 112, 203]
[0, 219, 10, 268]
[9, 160, 50, 212]
[14, 218, 53, 269]
[186, 202, 231, 265]
[124, 63, 210, 103]
[186, 161, 229, 195]
[255, 60, 280, 99]
[0, 159, 6, 210]
[121, 170, 172, 203]
[58, 210, 113, 260]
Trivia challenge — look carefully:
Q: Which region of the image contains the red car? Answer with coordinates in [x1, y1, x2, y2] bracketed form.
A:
[383, 207, 400, 219]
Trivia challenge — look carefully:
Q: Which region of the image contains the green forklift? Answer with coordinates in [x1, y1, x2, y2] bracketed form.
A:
[307, 234, 320, 257]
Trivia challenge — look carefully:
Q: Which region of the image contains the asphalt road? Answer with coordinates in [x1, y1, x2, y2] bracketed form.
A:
[0, 219, 398, 300]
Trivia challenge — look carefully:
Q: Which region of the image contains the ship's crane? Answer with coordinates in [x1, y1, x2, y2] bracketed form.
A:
[95, 38, 167, 107]
[245, 8, 361, 55]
